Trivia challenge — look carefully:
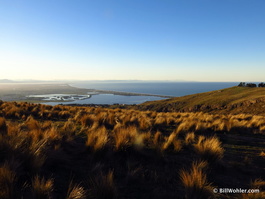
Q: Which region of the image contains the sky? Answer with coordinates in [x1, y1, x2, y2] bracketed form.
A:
[0, 0, 265, 82]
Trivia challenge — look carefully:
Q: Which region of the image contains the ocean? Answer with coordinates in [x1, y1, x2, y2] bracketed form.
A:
[45, 82, 238, 105]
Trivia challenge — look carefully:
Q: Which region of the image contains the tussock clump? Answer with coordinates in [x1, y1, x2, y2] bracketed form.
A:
[58, 110, 71, 119]
[0, 101, 264, 198]
[153, 131, 163, 149]
[73, 110, 87, 121]
[62, 119, 77, 135]
[194, 136, 224, 162]
[162, 132, 182, 152]
[248, 116, 265, 128]
[251, 179, 265, 190]
[24, 116, 41, 131]
[113, 126, 138, 150]
[86, 126, 109, 151]
[80, 115, 95, 127]
[259, 151, 265, 157]
[185, 132, 195, 145]
[88, 171, 117, 199]
[0, 117, 7, 135]
[31, 176, 54, 199]
[180, 161, 216, 199]
[19, 138, 48, 173]
[43, 127, 61, 141]
[0, 164, 17, 199]
[154, 114, 167, 127]
[176, 120, 196, 134]
[241, 179, 265, 199]
[139, 115, 153, 131]
[66, 181, 87, 199]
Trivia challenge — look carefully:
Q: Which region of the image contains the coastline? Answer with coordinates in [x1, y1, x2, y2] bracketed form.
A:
[0, 83, 172, 103]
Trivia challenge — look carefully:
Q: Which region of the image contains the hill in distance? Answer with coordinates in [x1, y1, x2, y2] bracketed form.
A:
[137, 86, 265, 115]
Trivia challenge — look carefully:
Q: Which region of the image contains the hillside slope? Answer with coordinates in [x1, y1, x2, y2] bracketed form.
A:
[137, 86, 265, 115]
[0, 101, 264, 198]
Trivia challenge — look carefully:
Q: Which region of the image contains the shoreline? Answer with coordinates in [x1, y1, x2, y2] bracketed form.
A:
[0, 83, 172, 103]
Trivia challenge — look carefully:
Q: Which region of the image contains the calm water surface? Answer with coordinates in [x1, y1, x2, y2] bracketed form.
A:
[46, 82, 237, 105]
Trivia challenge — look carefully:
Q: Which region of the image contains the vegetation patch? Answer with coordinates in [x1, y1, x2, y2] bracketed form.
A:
[0, 101, 264, 198]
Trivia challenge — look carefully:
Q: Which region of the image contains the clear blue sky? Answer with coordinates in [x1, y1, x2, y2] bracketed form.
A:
[0, 0, 264, 81]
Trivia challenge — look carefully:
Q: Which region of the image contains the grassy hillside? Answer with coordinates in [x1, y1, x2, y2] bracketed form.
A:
[0, 100, 264, 198]
[137, 86, 265, 115]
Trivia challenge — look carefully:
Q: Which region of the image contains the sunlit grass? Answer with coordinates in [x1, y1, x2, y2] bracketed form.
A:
[179, 161, 215, 199]
[0, 100, 264, 198]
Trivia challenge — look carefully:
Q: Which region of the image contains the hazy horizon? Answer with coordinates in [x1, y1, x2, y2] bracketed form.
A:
[0, 78, 242, 83]
[1, 0, 265, 82]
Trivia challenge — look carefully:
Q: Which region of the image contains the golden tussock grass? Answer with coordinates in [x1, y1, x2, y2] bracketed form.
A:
[153, 131, 163, 149]
[113, 126, 138, 150]
[176, 120, 196, 134]
[185, 132, 195, 145]
[179, 161, 216, 199]
[0, 101, 264, 198]
[193, 136, 224, 162]
[138, 115, 152, 131]
[80, 114, 95, 127]
[259, 151, 265, 157]
[154, 114, 167, 126]
[0, 163, 17, 199]
[162, 132, 182, 152]
[0, 117, 7, 135]
[24, 116, 41, 131]
[66, 181, 87, 199]
[251, 179, 265, 190]
[86, 126, 109, 151]
[241, 179, 265, 199]
[32, 176, 53, 199]
[62, 119, 77, 135]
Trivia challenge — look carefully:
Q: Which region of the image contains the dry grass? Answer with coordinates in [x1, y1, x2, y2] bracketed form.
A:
[0, 117, 7, 135]
[88, 171, 117, 199]
[31, 176, 54, 199]
[162, 132, 182, 152]
[0, 163, 17, 199]
[179, 161, 216, 199]
[0, 101, 264, 198]
[241, 179, 265, 199]
[193, 136, 224, 162]
[153, 131, 163, 149]
[185, 132, 195, 145]
[66, 181, 87, 199]
[113, 126, 138, 150]
[86, 126, 109, 151]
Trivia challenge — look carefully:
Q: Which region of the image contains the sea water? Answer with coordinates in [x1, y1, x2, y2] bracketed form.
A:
[71, 82, 237, 97]
[45, 82, 237, 105]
